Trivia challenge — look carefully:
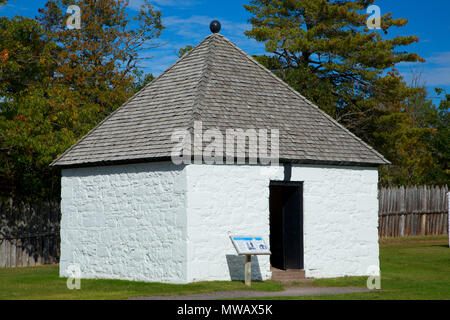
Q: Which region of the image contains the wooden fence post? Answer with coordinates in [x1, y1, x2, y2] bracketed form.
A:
[378, 185, 449, 239]
[0, 198, 61, 268]
[448, 192, 450, 248]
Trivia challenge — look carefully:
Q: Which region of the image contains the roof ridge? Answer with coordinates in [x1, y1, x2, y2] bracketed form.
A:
[190, 35, 215, 127]
[51, 36, 215, 167]
[214, 35, 390, 165]
[187, 36, 217, 158]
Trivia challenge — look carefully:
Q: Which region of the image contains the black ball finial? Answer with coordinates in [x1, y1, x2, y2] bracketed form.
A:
[210, 20, 221, 33]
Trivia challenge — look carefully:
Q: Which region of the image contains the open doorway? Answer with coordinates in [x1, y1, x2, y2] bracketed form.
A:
[269, 181, 303, 270]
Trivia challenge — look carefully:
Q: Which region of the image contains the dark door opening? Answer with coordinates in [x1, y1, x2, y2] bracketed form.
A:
[269, 182, 303, 270]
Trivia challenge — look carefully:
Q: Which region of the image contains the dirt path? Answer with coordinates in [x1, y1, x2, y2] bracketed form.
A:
[130, 286, 370, 300]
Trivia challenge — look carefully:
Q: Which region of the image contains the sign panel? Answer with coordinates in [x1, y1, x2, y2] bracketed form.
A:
[230, 236, 271, 255]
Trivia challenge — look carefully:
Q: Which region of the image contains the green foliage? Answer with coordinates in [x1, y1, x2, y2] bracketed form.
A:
[245, 0, 423, 116]
[177, 45, 193, 58]
[245, 0, 447, 186]
[375, 85, 448, 186]
[0, 17, 62, 199]
[132, 70, 155, 92]
[0, 0, 164, 199]
[0, 0, 447, 200]
[422, 89, 450, 184]
[37, 0, 164, 134]
[0, 17, 58, 95]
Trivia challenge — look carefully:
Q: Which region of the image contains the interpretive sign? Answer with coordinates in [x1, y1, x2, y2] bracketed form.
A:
[230, 236, 271, 255]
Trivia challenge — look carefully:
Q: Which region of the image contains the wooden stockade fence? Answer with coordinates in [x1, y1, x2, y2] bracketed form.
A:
[378, 185, 449, 238]
[0, 199, 60, 268]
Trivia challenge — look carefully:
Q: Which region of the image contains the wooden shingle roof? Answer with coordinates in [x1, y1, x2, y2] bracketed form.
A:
[51, 33, 389, 167]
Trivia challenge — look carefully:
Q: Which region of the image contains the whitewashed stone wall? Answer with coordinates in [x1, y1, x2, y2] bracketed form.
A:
[59, 162, 188, 283]
[290, 165, 380, 278]
[185, 164, 379, 281]
[185, 165, 273, 282]
[60, 162, 379, 283]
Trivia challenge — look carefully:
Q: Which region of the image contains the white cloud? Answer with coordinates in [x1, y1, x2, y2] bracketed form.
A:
[427, 52, 450, 65]
[420, 68, 450, 86]
[398, 52, 450, 87]
[152, 0, 198, 6]
[421, 52, 450, 86]
[0, 2, 28, 12]
[129, 12, 266, 76]
[136, 51, 178, 76]
[164, 15, 211, 27]
[127, 0, 197, 11]
[127, 0, 146, 11]
[157, 15, 265, 63]
[162, 15, 256, 46]
[164, 15, 249, 35]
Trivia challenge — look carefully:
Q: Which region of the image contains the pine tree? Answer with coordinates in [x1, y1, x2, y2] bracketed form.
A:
[245, 0, 424, 131]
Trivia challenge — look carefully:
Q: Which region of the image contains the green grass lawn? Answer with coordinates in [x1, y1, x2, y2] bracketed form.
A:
[0, 236, 449, 300]
[279, 236, 450, 300]
[0, 266, 283, 300]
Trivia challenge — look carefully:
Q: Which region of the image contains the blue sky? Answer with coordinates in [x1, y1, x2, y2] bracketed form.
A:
[2, 0, 450, 99]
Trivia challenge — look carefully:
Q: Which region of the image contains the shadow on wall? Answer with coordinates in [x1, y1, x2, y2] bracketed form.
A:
[226, 254, 262, 281]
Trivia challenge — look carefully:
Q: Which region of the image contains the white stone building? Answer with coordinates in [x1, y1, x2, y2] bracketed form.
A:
[52, 32, 389, 284]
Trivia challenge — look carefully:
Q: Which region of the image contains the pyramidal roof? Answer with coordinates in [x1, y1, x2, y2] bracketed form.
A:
[51, 33, 389, 167]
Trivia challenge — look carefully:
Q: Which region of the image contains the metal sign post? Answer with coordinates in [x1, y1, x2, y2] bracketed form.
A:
[230, 236, 271, 286]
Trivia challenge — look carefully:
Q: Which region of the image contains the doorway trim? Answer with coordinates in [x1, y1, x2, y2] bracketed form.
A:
[270, 181, 303, 187]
